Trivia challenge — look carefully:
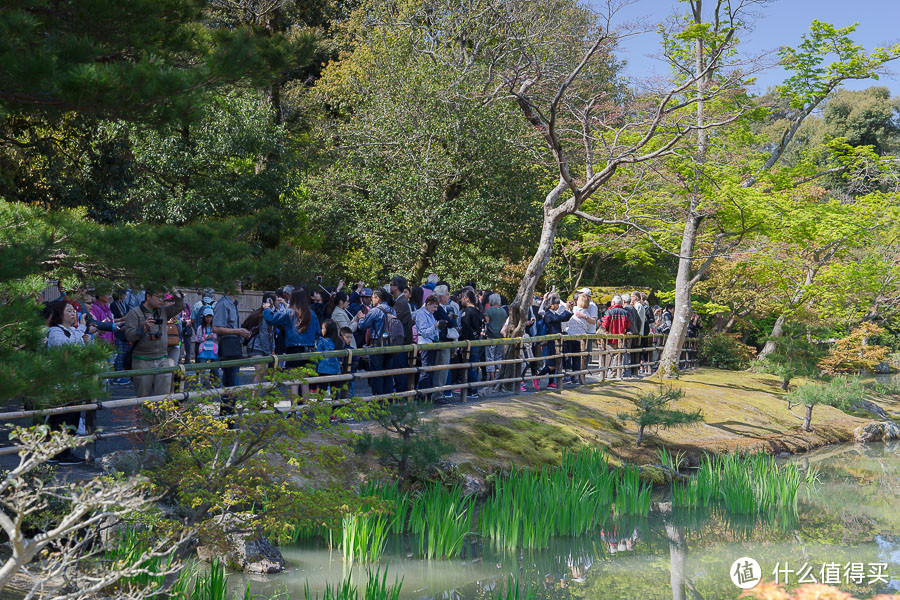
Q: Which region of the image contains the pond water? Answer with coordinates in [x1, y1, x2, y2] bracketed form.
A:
[233, 442, 900, 599]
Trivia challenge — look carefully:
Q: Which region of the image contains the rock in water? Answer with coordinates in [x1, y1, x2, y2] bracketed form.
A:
[854, 421, 900, 444]
[197, 513, 285, 574]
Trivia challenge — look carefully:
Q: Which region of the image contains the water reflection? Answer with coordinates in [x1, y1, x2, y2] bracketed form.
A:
[234, 442, 900, 599]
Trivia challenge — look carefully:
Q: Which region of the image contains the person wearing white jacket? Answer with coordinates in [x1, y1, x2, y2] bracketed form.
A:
[45, 301, 97, 465]
[47, 302, 91, 348]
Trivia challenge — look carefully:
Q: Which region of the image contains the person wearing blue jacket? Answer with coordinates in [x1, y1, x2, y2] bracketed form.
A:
[353, 288, 392, 395]
[314, 319, 342, 395]
[264, 289, 319, 395]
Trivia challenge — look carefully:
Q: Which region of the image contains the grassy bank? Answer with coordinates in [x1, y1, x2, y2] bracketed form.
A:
[432, 368, 896, 474]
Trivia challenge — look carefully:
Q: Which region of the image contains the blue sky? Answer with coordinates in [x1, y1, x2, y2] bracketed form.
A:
[605, 0, 900, 96]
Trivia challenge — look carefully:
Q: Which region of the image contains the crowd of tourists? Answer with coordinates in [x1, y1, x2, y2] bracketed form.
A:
[43, 275, 701, 406]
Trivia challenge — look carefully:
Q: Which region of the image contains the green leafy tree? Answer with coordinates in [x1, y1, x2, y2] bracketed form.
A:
[145, 370, 376, 546]
[0, 0, 301, 408]
[618, 386, 703, 447]
[654, 18, 900, 375]
[307, 0, 543, 285]
[821, 87, 900, 157]
[756, 324, 826, 390]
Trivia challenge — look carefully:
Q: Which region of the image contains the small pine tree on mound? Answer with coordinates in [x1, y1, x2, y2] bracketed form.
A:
[756, 324, 826, 390]
[786, 377, 867, 431]
[354, 401, 453, 480]
[618, 386, 704, 446]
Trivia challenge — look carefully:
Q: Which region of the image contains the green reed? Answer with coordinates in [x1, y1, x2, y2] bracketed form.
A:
[104, 527, 174, 590]
[359, 480, 412, 535]
[720, 453, 755, 513]
[341, 513, 389, 565]
[490, 575, 537, 600]
[408, 483, 475, 559]
[672, 451, 819, 514]
[561, 446, 617, 507]
[614, 464, 652, 516]
[657, 447, 686, 472]
[481, 447, 616, 550]
[363, 566, 404, 600]
[171, 560, 246, 600]
[304, 566, 403, 600]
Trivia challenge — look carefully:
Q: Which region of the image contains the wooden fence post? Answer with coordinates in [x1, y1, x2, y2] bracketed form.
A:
[460, 342, 470, 402]
[408, 345, 418, 395]
[341, 349, 353, 399]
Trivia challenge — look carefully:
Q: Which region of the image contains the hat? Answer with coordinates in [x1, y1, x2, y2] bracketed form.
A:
[577, 288, 592, 296]
[283, 285, 294, 295]
[201, 306, 214, 317]
[361, 288, 373, 297]
[391, 276, 408, 290]
[202, 287, 215, 296]
[202, 295, 213, 304]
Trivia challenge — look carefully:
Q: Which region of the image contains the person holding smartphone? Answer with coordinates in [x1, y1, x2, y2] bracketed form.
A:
[122, 287, 185, 397]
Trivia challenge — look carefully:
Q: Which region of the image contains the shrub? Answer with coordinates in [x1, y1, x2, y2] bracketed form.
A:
[819, 322, 890, 375]
[785, 376, 866, 431]
[354, 401, 453, 480]
[618, 386, 704, 446]
[699, 332, 756, 370]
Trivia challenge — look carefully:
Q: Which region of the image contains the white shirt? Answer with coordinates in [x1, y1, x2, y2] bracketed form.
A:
[587, 301, 598, 334]
[569, 301, 598, 335]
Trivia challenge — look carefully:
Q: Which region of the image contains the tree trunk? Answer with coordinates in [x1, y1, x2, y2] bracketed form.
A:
[410, 182, 461, 284]
[759, 266, 817, 359]
[268, 81, 283, 125]
[656, 5, 709, 378]
[506, 183, 568, 338]
[780, 376, 790, 391]
[410, 238, 438, 284]
[657, 216, 701, 377]
[758, 313, 786, 359]
[802, 404, 813, 431]
[499, 183, 568, 387]
[636, 424, 645, 446]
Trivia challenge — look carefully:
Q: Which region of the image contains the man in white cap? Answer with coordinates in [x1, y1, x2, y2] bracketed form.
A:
[576, 288, 598, 334]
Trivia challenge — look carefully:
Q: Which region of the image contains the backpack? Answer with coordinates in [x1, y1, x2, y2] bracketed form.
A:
[241, 307, 263, 345]
[377, 306, 405, 346]
[167, 320, 180, 347]
[242, 307, 263, 331]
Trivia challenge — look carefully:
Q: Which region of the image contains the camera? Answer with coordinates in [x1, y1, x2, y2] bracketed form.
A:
[153, 318, 164, 325]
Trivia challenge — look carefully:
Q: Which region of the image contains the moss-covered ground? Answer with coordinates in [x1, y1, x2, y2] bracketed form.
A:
[430, 368, 896, 473]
